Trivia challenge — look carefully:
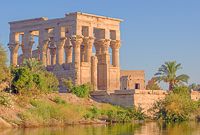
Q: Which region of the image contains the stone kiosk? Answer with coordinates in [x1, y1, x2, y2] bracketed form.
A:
[8, 12, 200, 112]
[8, 12, 122, 91]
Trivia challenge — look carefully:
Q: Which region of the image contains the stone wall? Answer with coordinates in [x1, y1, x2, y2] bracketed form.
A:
[91, 90, 200, 114]
[91, 90, 167, 113]
[120, 70, 146, 90]
[133, 90, 167, 112]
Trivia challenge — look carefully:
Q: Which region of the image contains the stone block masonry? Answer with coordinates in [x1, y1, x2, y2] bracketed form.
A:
[8, 12, 122, 92]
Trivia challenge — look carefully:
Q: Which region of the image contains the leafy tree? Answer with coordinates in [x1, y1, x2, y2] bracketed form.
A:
[11, 59, 59, 95]
[146, 77, 161, 90]
[189, 83, 200, 91]
[150, 86, 197, 122]
[155, 61, 189, 91]
[0, 44, 9, 83]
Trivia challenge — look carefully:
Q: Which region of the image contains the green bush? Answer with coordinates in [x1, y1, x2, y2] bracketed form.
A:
[53, 96, 66, 105]
[11, 59, 59, 95]
[61, 78, 73, 92]
[0, 93, 11, 107]
[71, 83, 91, 98]
[11, 67, 35, 94]
[84, 105, 146, 122]
[0, 44, 8, 84]
[105, 107, 146, 123]
[151, 86, 197, 122]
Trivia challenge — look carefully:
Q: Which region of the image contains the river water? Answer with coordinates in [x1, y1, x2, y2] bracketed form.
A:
[0, 121, 200, 135]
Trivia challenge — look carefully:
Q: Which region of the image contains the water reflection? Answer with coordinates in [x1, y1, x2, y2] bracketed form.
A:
[0, 122, 200, 135]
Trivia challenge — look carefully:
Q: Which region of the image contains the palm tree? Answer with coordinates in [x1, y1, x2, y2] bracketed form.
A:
[154, 61, 189, 91]
[22, 59, 44, 72]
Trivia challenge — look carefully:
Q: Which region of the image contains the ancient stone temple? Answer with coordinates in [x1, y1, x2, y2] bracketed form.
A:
[8, 12, 122, 91]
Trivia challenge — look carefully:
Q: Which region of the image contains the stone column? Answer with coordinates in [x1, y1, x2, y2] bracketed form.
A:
[94, 39, 110, 63]
[101, 39, 110, 54]
[71, 35, 83, 85]
[8, 42, 19, 66]
[91, 56, 98, 90]
[110, 40, 121, 67]
[49, 37, 56, 65]
[83, 36, 95, 63]
[39, 29, 50, 66]
[40, 39, 49, 66]
[94, 40, 102, 58]
[64, 38, 73, 64]
[8, 32, 20, 66]
[23, 32, 34, 59]
[56, 37, 66, 65]
[80, 44, 85, 62]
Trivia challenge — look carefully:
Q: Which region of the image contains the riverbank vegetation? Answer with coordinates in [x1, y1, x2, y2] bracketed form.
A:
[0, 43, 200, 128]
[0, 44, 146, 128]
[150, 86, 199, 122]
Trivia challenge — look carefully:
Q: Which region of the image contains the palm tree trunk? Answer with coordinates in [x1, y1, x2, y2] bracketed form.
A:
[169, 82, 173, 91]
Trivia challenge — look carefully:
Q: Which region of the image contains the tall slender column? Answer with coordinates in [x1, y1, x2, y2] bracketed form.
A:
[71, 35, 83, 85]
[8, 32, 20, 66]
[80, 44, 85, 62]
[91, 56, 98, 90]
[8, 42, 19, 66]
[83, 36, 95, 63]
[110, 40, 121, 67]
[64, 38, 73, 64]
[94, 39, 102, 58]
[56, 37, 66, 65]
[39, 29, 50, 66]
[40, 39, 49, 66]
[49, 37, 56, 65]
[23, 32, 34, 59]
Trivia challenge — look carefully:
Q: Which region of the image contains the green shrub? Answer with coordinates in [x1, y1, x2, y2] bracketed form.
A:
[71, 83, 91, 98]
[84, 105, 146, 122]
[53, 96, 66, 104]
[105, 107, 145, 123]
[61, 78, 73, 92]
[0, 44, 8, 84]
[0, 94, 11, 107]
[84, 106, 101, 119]
[11, 59, 59, 95]
[151, 86, 197, 122]
[11, 67, 35, 94]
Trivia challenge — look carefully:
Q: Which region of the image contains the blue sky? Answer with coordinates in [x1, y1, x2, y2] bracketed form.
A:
[0, 0, 200, 87]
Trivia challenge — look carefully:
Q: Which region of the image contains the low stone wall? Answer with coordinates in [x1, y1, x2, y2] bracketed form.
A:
[91, 89, 167, 112]
[133, 90, 167, 112]
[91, 90, 200, 113]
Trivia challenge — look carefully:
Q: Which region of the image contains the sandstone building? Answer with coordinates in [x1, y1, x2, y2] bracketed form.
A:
[8, 12, 145, 91]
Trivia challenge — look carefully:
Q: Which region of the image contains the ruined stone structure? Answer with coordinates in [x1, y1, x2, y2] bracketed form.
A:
[120, 70, 145, 90]
[8, 12, 122, 91]
[8, 12, 200, 112]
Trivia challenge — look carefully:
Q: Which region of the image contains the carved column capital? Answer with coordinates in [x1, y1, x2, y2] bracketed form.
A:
[94, 39, 110, 54]
[8, 42, 19, 53]
[110, 40, 121, 50]
[56, 37, 67, 49]
[70, 35, 83, 48]
[83, 36, 95, 49]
